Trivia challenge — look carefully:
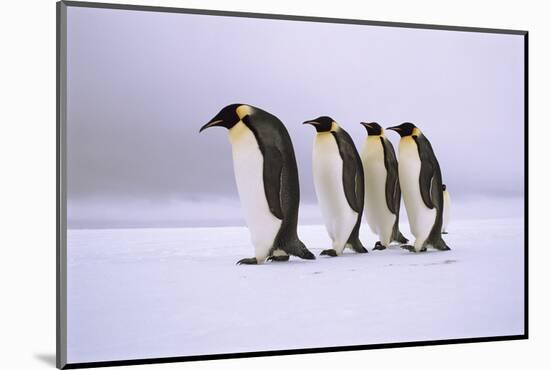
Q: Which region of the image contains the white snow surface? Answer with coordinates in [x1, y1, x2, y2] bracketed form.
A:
[67, 218, 524, 363]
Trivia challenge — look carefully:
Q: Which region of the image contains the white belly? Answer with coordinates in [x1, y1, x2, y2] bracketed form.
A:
[228, 121, 282, 261]
[442, 190, 451, 232]
[360, 136, 396, 244]
[398, 137, 436, 247]
[313, 133, 358, 253]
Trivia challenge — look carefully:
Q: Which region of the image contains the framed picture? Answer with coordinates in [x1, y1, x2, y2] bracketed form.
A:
[57, 1, 528, 368]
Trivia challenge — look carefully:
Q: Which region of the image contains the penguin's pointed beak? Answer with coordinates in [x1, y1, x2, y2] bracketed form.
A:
[199, 119, 223, 133]
[360, 122, 372, 129]
[386, 125, 401, 132]
[303, 120, 318, 126]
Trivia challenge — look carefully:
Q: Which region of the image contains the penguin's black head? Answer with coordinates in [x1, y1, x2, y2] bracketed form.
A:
[386, 122, 417, 137]
[199, 104, 251, 133]
[442, 184, 447, 191]
[360, 122, 383, 136]
[303, 116, 335, 132]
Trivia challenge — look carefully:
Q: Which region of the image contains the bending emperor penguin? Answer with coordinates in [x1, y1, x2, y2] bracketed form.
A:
[387, 123, 450, 252]
[200, 104, 315, 265]
[442, 184, 451, 234]
[359, 122, 408, 251]
[303, 116, 367, 257]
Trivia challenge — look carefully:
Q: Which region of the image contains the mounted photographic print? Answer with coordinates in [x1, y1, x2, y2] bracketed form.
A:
[56, 1, 528, 368]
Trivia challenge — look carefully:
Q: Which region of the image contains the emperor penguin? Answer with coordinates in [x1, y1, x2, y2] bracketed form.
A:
[442, 184, 451, 234]
[200, 104, 315, 264]
[303, 116, 367, 257]
[359, 122, 408, 251]
[386, 122, 450, 252]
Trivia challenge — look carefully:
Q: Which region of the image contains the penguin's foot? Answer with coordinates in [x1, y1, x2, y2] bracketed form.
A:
[320, 249, 338, 257]
[401, 245, 426, 253]
[236, 257, 258, 265]
[373, 241, 386, 251]
[293, 242, 316, 260]
[435, 245, 451, 251]
[352, 245, 369, 254]
[267, 255, 290, 262]
[400, 244, 415, 252]
[297, 249, 316, 260]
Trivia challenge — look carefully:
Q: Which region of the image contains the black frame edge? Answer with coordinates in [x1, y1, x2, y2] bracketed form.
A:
[56, 1, 68, 369]
[57, 1, 529, 369]
[61, 0, 527, 35]
[523, 32, 529, 338]
[62, 335, 527, 369]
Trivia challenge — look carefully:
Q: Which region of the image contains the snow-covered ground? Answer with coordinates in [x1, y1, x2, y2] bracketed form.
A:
[67, 218, 525, 364]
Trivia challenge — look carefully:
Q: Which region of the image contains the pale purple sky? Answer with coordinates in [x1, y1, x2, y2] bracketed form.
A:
[66, 6, 525, 228]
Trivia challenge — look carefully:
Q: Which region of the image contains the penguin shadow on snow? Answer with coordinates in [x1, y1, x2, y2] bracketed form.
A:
[234, 258, 316, 267]
[386, 259, 458, 267]
[393, 236, 456, 266]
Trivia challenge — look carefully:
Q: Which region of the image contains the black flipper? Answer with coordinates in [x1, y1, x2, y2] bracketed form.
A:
[381, 137, 400, 215]
[381, 136, 408, 244]
[261, 146, 284, 220]
[413, 135, 436, 210]
[331, 129, 364, 214]
[420, 171, 435, 209]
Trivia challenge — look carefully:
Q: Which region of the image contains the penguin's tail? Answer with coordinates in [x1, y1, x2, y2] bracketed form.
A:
[347, 236, 368, 254]
[286, 238, 316, 260]
[433, 237, 451, 251]
[391, 222, 409, 244]
[346, 220, 368, 253]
